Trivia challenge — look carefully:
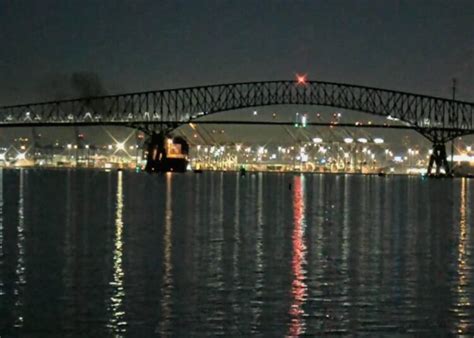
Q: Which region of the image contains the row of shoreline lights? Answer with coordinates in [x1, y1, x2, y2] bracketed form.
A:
[312, 137, 384, 144]
[195, 144, 393, 164]
[65, 142, 138, 151]
[196, 137, 385, 154]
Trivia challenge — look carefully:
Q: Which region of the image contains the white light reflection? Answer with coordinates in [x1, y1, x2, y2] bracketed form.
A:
[14, 170, 26, 328]
[61, 170, 74, 330]
[233, 173, 241, 282]
[288, 175, 307, 336]
[157, 173, 174, 335]
[107, 171, 127, 333]
[0, 169, 3, 297]
[454, 178, 471, 335]
[251, 173, 264, 331]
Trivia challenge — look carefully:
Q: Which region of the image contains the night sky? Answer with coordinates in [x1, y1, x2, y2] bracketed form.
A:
[0, 1, 473, 145]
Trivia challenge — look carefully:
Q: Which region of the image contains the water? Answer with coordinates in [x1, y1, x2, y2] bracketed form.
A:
[0, 169, 473, 336]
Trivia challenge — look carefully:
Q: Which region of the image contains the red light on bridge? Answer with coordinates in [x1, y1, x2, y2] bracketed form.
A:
[295, 73, 308, 86]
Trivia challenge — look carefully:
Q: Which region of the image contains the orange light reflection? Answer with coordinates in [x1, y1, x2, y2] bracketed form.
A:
[288, 175, 307, 337]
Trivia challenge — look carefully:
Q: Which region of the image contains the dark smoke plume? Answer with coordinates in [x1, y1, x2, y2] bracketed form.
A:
[39, 71, 108, 100]
[70, 71, 108, 98]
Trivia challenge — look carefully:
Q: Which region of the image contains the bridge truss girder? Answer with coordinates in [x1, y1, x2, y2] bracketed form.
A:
[0, 80, 473, 141]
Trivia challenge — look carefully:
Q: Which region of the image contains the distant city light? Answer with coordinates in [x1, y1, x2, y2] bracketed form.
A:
[312, 137, 323, 143]
[452, 154, 474, 162]
[357, 138, 368, 143]
[343, 138, 353, 144]
[253, 111, 258, 116]
[373, 138, 384, 144]
[301, 114, 308, 127]
[116, 142, 125, 151]
[16, 153, 26, 160]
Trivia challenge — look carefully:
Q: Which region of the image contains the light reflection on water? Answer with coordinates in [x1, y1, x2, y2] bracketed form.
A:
[0, 169, 3, 297]
[107, 170, 126, 333]
[288, 175, 307, 337]
[454, 178, 471, 335]
[14, 170, 25, 329]
[0, 170, 473, 336]
[157, 172, 174, 335]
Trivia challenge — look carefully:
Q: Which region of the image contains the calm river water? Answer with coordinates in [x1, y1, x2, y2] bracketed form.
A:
[0, 169, 473, 336]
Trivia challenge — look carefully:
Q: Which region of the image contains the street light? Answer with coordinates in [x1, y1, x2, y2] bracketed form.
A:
[116, 142, 125, 151]
[373, 138, 384, 144]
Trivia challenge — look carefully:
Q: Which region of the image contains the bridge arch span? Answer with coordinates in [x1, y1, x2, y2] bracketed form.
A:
[1, 80, 473, 143]
[2, 80, 474, 175]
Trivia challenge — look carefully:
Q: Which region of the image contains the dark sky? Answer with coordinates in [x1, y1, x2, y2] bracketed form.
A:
[0, 0, 473, 145]
[1, 0, 473, 104]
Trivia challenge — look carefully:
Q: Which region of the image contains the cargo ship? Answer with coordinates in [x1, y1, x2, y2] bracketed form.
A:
[145, 134, 189, 173]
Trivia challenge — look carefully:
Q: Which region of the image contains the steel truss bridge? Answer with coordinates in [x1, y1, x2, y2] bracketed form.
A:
[1, 80, 473, 174]
[1, 80, 473, 140]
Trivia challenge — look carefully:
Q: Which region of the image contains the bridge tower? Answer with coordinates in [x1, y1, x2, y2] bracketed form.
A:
[424, 79, 465, 176]
[421, 126, 465, 176]
[427, 142, 450, 175]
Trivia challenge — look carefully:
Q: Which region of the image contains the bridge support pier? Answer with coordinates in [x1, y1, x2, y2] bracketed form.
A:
[427, 142, 450, 176]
